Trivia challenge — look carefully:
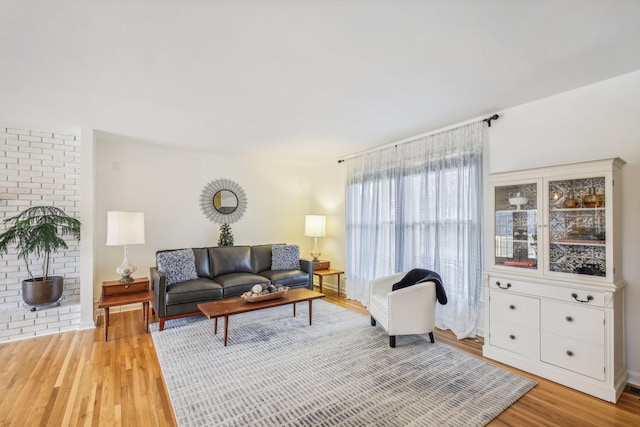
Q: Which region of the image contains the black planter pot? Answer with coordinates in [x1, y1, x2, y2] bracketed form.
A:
[22, 276, 64, 310]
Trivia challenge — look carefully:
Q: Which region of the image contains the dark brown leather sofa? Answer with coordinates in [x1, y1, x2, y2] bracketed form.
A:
[150, 244, 313, 330]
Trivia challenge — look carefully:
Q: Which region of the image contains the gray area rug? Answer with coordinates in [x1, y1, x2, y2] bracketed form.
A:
[151, 300, 536, 426]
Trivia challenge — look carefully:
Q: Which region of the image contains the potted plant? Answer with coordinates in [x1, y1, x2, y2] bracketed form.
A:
[0, 206, 81, 310]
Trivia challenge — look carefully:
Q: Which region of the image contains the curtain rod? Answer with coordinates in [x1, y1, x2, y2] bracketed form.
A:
[337, 113, 500, 163]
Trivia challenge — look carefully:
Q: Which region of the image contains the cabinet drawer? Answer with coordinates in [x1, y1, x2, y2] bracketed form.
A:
[490, 291, 539, 327]
[489, 321, 539, 359]
[543, 287, 605, 307]
[541, 331, 604, 380]
[313, 260, 330, 270]
[103, 279, 149, 296]
[488, 276, 605, 307]
[541, 300, 604, 345]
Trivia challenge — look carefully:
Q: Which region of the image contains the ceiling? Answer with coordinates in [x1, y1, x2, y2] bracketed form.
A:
[2, 1, 640, 161]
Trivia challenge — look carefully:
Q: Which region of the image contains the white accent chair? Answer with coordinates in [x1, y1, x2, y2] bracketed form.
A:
[369, 272, 437, 348]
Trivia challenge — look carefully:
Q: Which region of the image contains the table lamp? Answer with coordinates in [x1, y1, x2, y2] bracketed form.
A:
[106, 211, 145, 283]
[304, 215, 326, 261]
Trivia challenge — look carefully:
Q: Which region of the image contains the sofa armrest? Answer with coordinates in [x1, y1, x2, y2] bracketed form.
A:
[299, 258, 313, 289]
[150, 267, 168, 318]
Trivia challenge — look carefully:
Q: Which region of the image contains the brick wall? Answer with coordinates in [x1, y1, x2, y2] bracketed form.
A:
[0, 126, 82, 341]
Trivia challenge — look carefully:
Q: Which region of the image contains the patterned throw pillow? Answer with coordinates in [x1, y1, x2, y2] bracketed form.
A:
[271, 244, 300, 270]
[157, 249, 198, 286]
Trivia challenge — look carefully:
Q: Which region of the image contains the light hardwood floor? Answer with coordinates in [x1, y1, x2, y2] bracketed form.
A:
[1, 289, 639, 426]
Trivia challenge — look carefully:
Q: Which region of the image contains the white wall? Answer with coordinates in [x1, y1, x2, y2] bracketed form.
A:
[92, 134, 313, 305]
[487, 70, 640, 385]
[79, 128, 95, 329]
[308, 160, 347, 267]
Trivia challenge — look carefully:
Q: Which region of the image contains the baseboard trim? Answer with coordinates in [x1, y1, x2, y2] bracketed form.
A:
[627, 369, 640, 388]
[78, 321, 96, 330]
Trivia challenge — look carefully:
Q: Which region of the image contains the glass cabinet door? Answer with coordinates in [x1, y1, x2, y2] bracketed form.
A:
[548, 177, 606, 277]
[494, 183, 538, 270]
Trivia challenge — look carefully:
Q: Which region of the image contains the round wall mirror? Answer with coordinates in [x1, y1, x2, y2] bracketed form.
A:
[213, 190, 238, 214]
[200, 179, 247, 224]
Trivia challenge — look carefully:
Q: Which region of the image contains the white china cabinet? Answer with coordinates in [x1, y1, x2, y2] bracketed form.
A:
[483, 157, 626, 402]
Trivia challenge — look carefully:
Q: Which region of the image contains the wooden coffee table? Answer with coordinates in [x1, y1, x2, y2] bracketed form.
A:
[197, 288, 325, 346]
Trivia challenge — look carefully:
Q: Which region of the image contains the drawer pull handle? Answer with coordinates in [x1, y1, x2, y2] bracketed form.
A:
[571, 293, 593, 303]
[124, 285, 129, 289]
[496, 281, 512, 289]
[509, 334, 515, 340]
[509, 305, 515, 310]
[566, 350, 574, 357]
[566, 316, 573, 322]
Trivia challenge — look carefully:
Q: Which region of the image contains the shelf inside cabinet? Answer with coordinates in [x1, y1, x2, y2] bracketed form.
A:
[549, 207, 605, 212]
[496, 209, 537, 213]
[497, 259, 537, 268]
[551, 239, 605, 246]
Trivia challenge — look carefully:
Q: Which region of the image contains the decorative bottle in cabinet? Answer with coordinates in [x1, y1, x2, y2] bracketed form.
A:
[484, 157, 626, 403]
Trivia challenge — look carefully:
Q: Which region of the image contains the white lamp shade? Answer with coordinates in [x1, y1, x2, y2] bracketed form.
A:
[106, 211, 145, 246]
[304, 215, 326, 237]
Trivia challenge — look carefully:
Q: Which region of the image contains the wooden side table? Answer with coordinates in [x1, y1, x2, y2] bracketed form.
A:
[313, 269, 345, 297]
[98, 277, 154, 341]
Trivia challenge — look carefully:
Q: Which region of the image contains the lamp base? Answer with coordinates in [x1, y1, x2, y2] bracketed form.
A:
[116, 245, 137, 284]
[118, 275, 135, 283]
[310, 237, 321, 261]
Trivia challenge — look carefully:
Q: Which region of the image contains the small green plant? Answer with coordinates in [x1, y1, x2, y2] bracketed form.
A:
[0, 206, 81, 281]
[218, 222, 234, 246]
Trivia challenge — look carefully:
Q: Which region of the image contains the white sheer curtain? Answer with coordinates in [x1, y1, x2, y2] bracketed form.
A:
[345, 122, 484, 338]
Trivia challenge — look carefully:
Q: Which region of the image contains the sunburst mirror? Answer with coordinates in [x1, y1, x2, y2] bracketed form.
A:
[200, 178, 247, 224]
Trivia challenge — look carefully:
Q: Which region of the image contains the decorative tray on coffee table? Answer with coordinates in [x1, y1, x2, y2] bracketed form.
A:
[241, 287, 289, 303]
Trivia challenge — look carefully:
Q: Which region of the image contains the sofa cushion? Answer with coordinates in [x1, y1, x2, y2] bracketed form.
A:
[165, 278, 223, 305]
[192, 247, 212, 279]
[271, 244, 300, 270]
[259, 269, 308, 286]
[252, 244, 275, 273]
[156, 249, 199, 286]
[210, 246, 254, 277]
[214, 273, 270, 298]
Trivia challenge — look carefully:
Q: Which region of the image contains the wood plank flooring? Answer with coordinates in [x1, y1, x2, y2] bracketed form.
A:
[0, 307, 175, 426]
[1, 289, 638, 426]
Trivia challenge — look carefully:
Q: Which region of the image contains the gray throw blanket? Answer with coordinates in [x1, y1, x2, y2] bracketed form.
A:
[391, 268, 448, 305]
